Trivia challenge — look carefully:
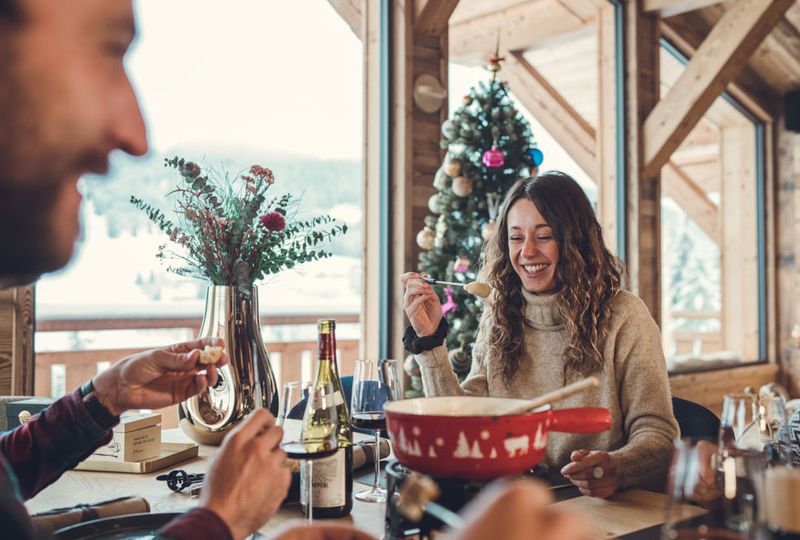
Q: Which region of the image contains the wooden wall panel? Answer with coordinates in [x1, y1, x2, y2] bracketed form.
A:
[669, 363, 778, 416]
[776, 121, 800, 395]
[0, 286, 34, 395]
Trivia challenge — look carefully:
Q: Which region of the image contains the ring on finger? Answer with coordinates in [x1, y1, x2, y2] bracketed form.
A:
[592, 466, 605, 480]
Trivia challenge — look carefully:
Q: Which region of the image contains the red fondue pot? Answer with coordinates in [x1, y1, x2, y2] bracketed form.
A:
[383, 396, 611, 481]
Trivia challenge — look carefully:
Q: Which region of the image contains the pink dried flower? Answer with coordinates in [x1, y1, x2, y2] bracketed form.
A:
[250, 165, 274, 184]
[260, 211, 286, 232]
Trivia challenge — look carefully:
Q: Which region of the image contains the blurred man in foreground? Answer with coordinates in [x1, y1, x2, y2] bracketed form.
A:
[0, 1, 592, 539]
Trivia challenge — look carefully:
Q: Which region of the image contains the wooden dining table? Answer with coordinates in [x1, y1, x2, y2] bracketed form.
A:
[24, 428, 698, 539]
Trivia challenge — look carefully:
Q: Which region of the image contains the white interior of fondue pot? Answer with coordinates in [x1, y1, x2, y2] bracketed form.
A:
[384, 396, 549, 416]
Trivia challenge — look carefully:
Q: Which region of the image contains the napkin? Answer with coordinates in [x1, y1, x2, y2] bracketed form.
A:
[31, 496, 150, 537]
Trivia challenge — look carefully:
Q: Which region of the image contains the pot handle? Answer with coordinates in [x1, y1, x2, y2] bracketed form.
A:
[549, 407, 611, 433]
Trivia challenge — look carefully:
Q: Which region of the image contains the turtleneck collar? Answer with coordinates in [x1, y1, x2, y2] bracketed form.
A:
[521, 289, 564, 330]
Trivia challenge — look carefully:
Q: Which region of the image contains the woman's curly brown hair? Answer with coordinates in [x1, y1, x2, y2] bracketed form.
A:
[482, 172, 624, 384]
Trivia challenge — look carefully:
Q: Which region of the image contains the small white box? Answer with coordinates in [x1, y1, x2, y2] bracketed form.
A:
[91, 412, 161, 463]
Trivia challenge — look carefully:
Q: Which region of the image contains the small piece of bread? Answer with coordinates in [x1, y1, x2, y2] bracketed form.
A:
[198, 345, 223, 365]
[464, 281, 491, 298]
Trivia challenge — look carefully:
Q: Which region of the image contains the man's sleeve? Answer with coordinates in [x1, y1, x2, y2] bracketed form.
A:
[0, 389, 114, 499]
[157, 507, 233, 540]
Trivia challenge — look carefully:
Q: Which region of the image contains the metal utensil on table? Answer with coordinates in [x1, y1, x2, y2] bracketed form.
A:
[496, 377, 600, 416]
[397, 474, 464, 529]
[421, 276, 492, 298]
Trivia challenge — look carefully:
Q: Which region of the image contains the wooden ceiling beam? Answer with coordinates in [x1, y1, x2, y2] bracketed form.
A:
[643, 0, 793, 178]
[786, 2, 800, 34]
[449, 0, 592, 65]
[504, 50, 720, 244]
[504, 51, 597, 177]
[662, 161, 721, 243]
[415, 0, 461, 35]
[660, 19, 779, 122]
[643, 0, 727, 18]
[327, 0, 361, 39]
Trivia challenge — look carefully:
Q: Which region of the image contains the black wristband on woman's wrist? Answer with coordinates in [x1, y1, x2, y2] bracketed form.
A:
[403, 317, 449, 354]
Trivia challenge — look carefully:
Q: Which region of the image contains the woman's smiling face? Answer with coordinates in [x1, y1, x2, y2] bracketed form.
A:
[507, 198, 559, 293]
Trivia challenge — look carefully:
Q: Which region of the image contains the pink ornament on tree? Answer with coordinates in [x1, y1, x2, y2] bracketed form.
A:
[441, 287, 458, 316]
[482, 146, 505, 168]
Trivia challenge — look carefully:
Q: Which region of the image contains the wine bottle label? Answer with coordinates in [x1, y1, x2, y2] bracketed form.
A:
[309, 390, 345, 409]
[301, 448, 346, 508]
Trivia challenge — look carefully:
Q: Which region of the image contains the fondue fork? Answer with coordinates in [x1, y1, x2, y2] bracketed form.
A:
[397, 474, 464, 529]
[421, 276, 492, 298]
[498, 376, 600, 416]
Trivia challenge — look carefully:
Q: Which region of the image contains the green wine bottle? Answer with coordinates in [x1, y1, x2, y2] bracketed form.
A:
[301, 319, 353, 518]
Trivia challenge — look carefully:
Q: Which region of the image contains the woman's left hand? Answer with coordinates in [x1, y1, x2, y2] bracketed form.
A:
[560, 449, 619, 498]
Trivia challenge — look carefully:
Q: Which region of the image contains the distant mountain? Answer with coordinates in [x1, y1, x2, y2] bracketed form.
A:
[81, 149, 363, 257]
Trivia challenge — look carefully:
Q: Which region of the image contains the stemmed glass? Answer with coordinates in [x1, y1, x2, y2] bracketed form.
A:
[663, 438, 769, 540]
[351, 358, 401, 503]
[279, 382, 338, 524]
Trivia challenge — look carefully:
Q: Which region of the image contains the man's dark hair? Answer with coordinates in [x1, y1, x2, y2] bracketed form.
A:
[0, 0, 22, 22]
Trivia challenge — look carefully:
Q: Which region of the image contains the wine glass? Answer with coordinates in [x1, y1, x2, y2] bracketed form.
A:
[351, 358, 401, 503]
[663, 438, 769, 540]
[277, 381, 311, 429]
[280, 382, 338, 524]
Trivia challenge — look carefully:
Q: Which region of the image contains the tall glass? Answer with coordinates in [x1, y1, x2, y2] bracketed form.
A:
[351, 358, 401, 503]
[663, 438, 769, 540]
[717, 393, 762, 469]
[279, 382, 338, 524]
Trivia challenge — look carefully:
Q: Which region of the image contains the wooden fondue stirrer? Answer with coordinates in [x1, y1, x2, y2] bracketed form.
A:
[397, 474, 464, 529]
[498, 376, 600, 416]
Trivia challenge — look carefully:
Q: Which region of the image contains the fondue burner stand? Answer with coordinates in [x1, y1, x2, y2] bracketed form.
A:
[385, 460, 487, 540]
[384, 460, 578, 539]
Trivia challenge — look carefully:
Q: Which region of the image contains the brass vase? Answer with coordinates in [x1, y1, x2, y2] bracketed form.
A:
[178, 285, 279, 445]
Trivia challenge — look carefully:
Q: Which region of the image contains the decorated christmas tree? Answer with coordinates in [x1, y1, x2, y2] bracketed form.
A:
[406, 56, 543, 396]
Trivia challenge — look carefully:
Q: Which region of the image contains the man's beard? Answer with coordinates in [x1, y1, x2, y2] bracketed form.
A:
[0, 180, 74, 279]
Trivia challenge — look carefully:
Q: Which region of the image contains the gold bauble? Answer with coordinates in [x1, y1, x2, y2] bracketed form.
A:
[444, 158, 462, 177]
[452, 176, 473, 197]
[416, 228, 435, 250]
[481, 221, 496, 241]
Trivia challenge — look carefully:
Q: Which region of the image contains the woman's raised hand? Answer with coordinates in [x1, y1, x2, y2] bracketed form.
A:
[401, 272, 443, 337]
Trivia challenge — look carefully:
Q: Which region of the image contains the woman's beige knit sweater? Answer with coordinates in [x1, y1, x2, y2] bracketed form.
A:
[415, 289, 679, 490]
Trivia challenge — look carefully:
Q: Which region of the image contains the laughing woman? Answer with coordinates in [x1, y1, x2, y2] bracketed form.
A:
[401, 172, 678, 498]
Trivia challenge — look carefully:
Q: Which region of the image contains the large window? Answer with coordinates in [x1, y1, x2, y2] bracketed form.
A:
[34, 2, 364, 406]
[659, 44, 763, 371]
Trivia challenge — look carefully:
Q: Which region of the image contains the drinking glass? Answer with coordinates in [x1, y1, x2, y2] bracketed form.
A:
[718, 393, 762, 464]
[280, 382, 339, 524]
[663, 438, 769, 540]
[351, 358, 401, 503]
[277, 381, 311, 429]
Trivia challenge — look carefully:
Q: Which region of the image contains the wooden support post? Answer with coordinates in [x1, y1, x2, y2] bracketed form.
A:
[361, 0, 454, 360]
[720, 123, 760, 360]
[625, 1, 662, 322]
[361, 0, 383, 359]
[597, 2, 618, 254]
